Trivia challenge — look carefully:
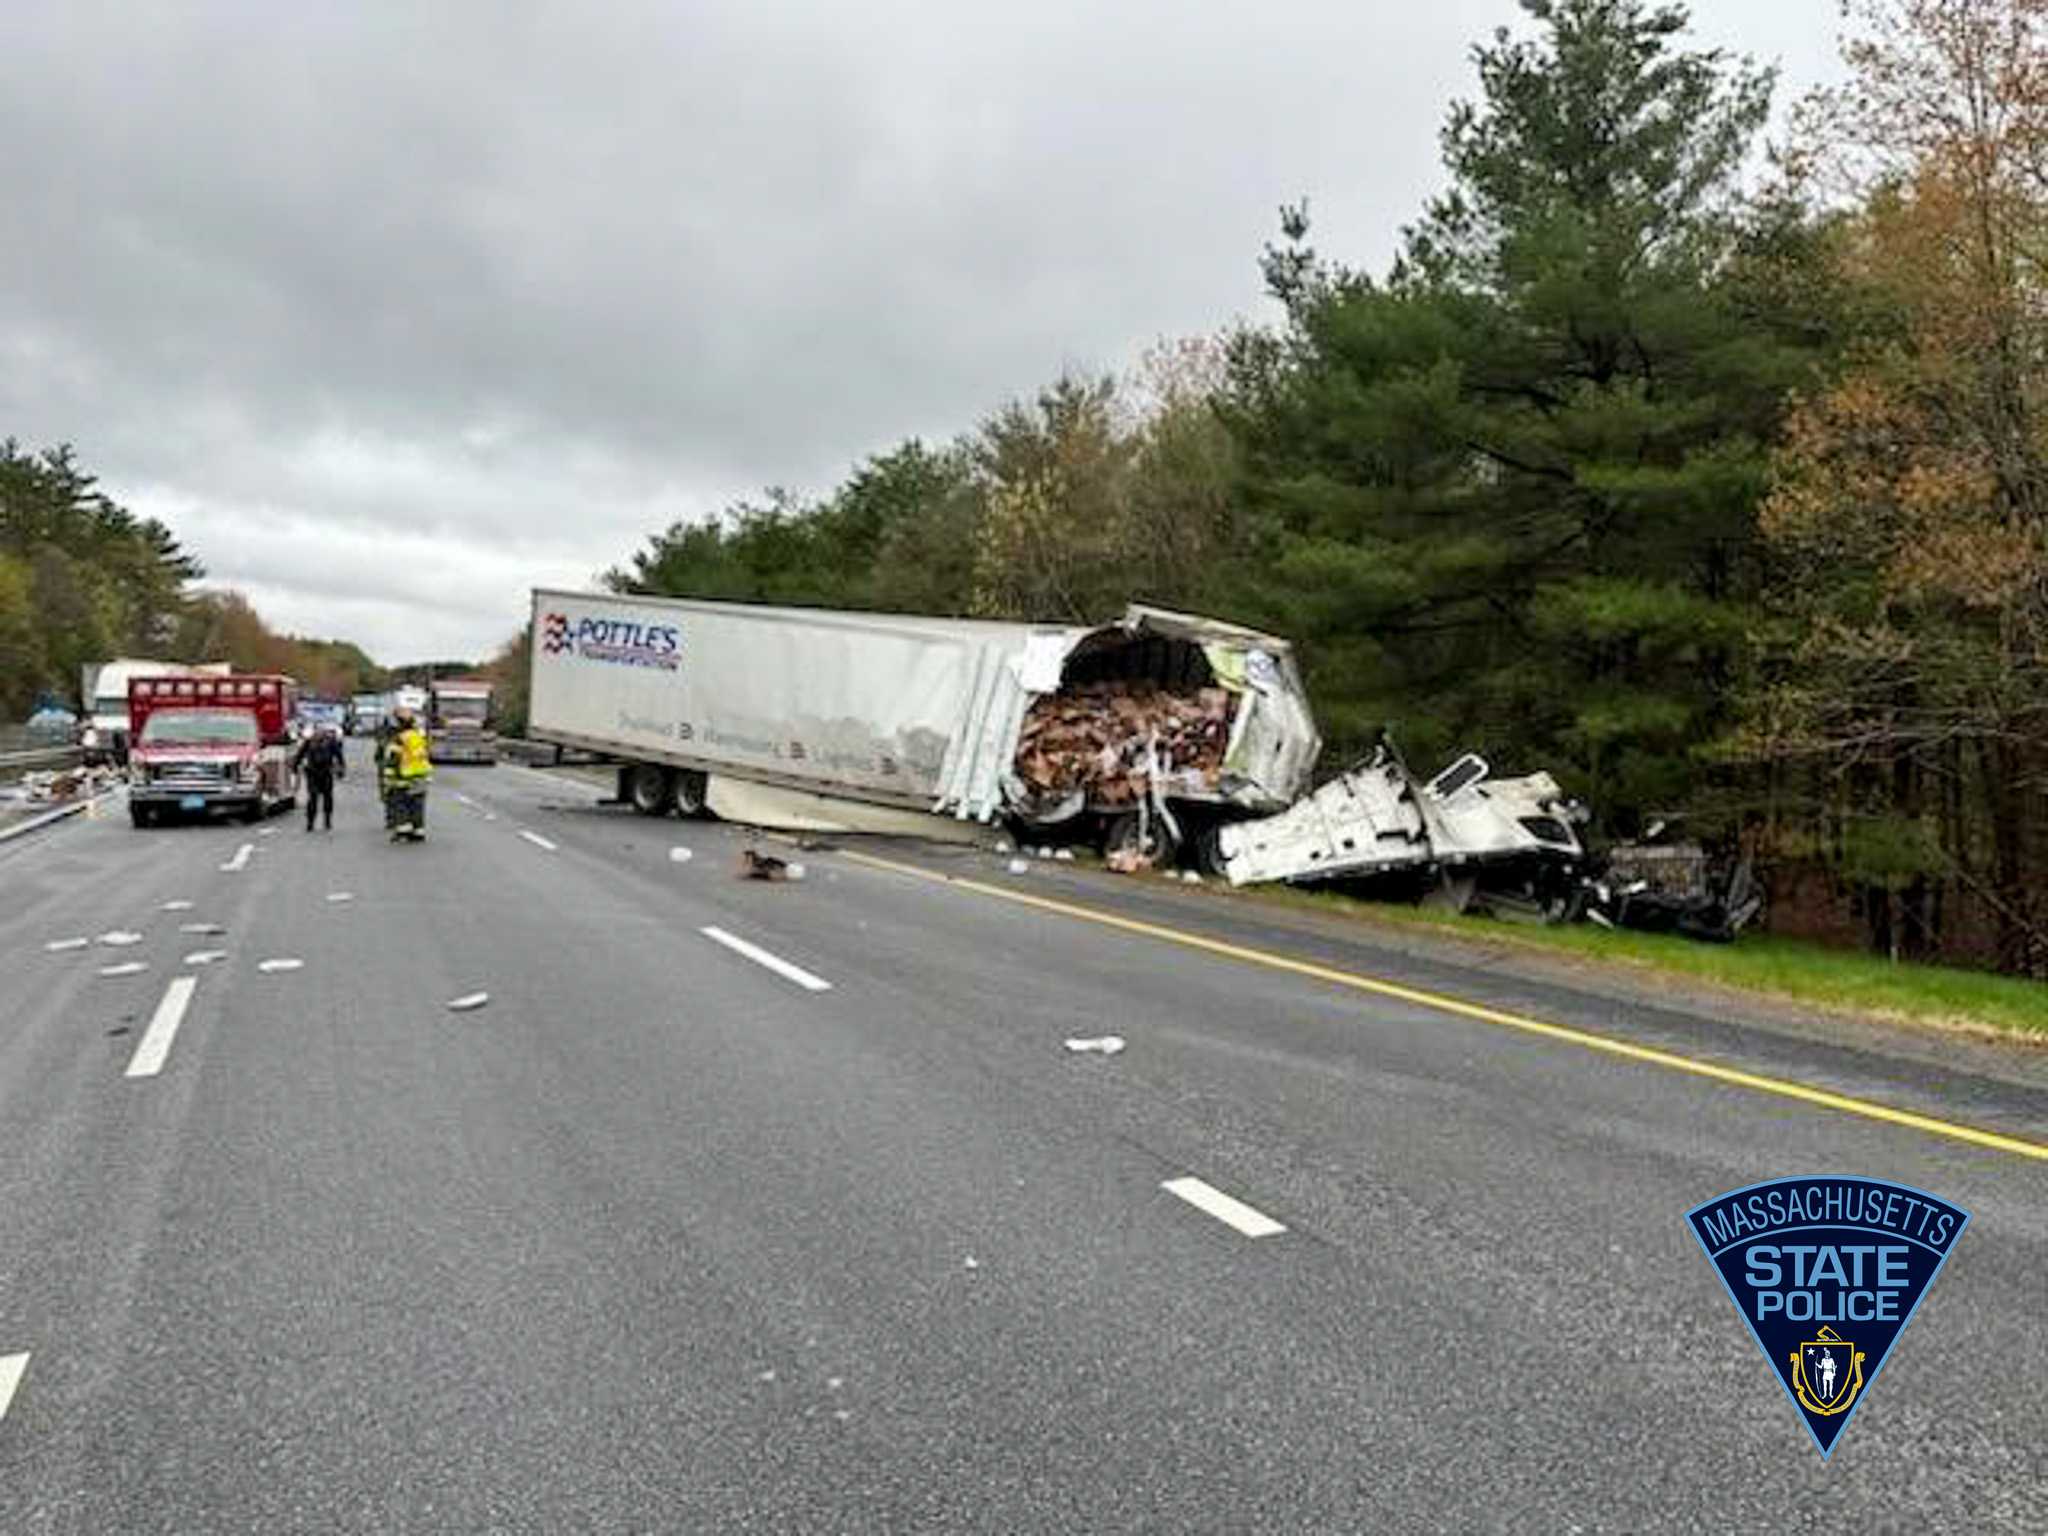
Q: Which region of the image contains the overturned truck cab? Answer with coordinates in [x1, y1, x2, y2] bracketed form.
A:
[1217, 744, 1587, 917]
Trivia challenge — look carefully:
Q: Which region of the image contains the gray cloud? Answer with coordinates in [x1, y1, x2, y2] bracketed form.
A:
[0, 0, 1842, 662]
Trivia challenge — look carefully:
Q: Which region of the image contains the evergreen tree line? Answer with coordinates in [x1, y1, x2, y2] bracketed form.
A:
[606, 0, 2048, 975]
[0, 441, 385, 715]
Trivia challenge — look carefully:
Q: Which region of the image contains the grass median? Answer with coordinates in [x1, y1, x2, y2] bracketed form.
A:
[1214, 883, 2048, 1042]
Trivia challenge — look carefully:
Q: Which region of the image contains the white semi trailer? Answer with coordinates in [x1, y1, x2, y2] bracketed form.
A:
[524, 588, 1322, 860]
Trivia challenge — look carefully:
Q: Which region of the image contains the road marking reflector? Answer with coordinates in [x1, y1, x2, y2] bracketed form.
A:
[840, 851, 2048, 1164]
[1162, 1177, 1288, 1238]
[519, 830, 558, 852]
[700, 926, 832, 992]
[127, 975, 197, 1078]
[0, 1353, 27, 1422]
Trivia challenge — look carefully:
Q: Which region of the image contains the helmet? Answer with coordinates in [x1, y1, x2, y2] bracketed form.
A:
[392, 705, 416, 726]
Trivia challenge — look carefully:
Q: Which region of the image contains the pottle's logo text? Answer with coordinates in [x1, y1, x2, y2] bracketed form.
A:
[544, 612, 682, 671]
[1686, 1176, 1968, 1458]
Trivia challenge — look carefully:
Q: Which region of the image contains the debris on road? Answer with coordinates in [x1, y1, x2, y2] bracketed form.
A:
[257, 958, 304, 974]
[1006, 858, 1030, 875]
[16, 766, 121, 805]
[1035, 846, 1052, 859]
[44, 937, 89, 952]
[1054, 848, 1076, 862]
[993, 838, 1013, 854]
[1180, 870, 1202, 884]
[962, 1255, 981, 1271]
[669, 847, 694, 864]
[325, 892, 354, 904]
[738, 848, 792, 880]
[183, 950, 227, 966]
[97, 961, 148, 978]
[785, 862, 808, 881]
[1104, 846, 1153, 875]
[446, 992, 490, 1012]
[161, 900, 194, 912]
[97, 931, 144, 948]
[178, 922, 226, 936]
[1064, 1035, 1127, 1055]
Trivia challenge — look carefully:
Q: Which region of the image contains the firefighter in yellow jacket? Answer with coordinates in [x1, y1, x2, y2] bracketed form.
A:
[381, 705, 434, 842]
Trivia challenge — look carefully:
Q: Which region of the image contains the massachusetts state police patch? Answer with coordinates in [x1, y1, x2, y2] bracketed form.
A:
[1686, 1176, 1969, 1459]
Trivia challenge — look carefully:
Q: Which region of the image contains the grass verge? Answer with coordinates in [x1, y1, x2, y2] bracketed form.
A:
[1210, 881, 2048, 1041]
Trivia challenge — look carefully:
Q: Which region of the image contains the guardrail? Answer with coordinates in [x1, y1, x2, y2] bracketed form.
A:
[0, 744, 82, 778]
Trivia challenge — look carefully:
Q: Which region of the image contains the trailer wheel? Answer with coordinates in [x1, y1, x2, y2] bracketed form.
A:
[130, 803, 153, 828]
[673, 769, 709, 819]
[1102, 811, 1179, 869]
[626, 763, 678, 817]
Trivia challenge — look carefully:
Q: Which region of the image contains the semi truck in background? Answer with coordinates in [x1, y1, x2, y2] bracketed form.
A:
[125, 673, 299, 826]
[427, 678, 498, 764]
[523, 588, 1321, 862]
[78, 659, 232, 767]
[348, 692, 389, 735]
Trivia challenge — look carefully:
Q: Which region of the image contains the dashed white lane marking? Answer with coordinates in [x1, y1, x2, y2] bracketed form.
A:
[699, 926, 833, 993]
[519, 830, 558, 852]
[126, 975, 197, 1078]
[1161, 1177, 1287, 1239]
[0, 1353, 27, 1422]
[219, 843, 254, 873]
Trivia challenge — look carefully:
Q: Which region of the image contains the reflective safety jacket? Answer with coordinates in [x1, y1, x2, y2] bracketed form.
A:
[384, 727, 433, 782]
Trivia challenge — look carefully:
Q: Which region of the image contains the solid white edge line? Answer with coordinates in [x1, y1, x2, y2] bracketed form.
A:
[126, 975, 199, 1078]
[0, 1353, 26, 1421]
[1161, 1176, 1288, 1238]
[699, 926, 833, 992]
[519, 830, 559, 852]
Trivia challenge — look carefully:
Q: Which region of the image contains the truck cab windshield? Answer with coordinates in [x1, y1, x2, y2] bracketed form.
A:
[438, 698, 487, 721]
[138, 710, 258, 746]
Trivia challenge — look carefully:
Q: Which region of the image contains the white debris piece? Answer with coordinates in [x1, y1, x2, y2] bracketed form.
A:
[44, 937, 90, 952]
[962, 1255, 981, 1271]
[1180, 870, 1202, 884]
[1064, 1035, 1127, 1056]
[785, 863, 807, 881]
[1054, 848, 1076, 862]
[993, 839, 1013, 854]
[161, 900, 194, 912]
[446, 992, 490, 1012]
[668, 847, 694, 864]
[98, 931, 145, 947]
[256, 827, 276, 838]
[178, 922, 225, 935]
[257, 958, 304, 974]
[1007, 858, 1030, 876]
[325, 892, 354, 904]
[1035, 846, 1052, 859]
[183, 950, 228, 966]
[98, 962, 148, 978]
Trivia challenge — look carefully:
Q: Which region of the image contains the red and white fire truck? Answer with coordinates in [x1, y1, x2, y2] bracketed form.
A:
[126, 673, 300, 827]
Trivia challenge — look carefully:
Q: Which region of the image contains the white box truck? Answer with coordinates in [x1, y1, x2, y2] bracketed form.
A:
[524, 589, 1321, 861]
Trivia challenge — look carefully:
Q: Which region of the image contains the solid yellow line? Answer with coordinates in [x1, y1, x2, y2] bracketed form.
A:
[840, 850, 2048, 1163]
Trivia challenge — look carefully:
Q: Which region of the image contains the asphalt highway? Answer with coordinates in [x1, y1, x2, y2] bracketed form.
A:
[1, 750, 2043, 1532]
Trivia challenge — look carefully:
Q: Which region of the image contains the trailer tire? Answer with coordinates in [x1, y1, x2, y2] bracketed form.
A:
[1102, 811, 1179, 869]
[626, 763, 678, 817]
[673, 769, 709, 819]
[130, 803, 153, 828]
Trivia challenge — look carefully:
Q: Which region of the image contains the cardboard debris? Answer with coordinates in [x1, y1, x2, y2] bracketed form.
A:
[738, 848, 792, 880]
[17, 766, 121, 805]
[1013, 682, 1235, 810]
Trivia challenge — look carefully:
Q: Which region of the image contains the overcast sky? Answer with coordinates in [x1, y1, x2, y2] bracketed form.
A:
[1, 1, 1843, 665]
